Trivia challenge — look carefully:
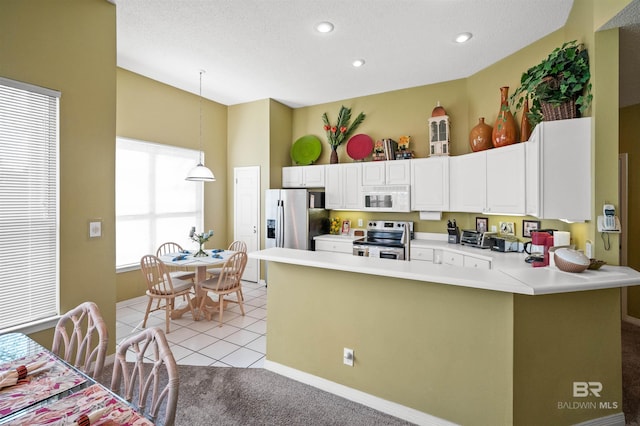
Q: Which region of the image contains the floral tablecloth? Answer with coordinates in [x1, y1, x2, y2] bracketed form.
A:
[0, 351, 87, 419]
[5, 383, 154, 425]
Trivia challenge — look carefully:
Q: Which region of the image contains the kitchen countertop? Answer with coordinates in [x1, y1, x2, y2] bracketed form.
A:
[251, 242, 640, 295]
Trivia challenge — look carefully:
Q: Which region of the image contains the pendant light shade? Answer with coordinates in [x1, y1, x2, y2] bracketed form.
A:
[186, 70, 215, 182]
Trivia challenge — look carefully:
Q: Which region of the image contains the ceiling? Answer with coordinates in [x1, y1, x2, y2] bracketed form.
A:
[113, 0, 639, 109]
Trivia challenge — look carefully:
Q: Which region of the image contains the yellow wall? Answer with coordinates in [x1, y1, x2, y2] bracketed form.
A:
[0, 0, 117, 350]
[115, 68, 228, 300]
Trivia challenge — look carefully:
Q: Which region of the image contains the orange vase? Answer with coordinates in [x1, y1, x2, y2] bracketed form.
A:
[469, 117, 493, 152]
[492, 86, 518, 148]
[520, 98, 532, 142]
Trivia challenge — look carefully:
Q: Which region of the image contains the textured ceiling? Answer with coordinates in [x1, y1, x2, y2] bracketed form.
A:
[114, 0, 575, 108]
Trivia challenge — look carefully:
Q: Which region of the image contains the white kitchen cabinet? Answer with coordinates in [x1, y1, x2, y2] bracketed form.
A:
[526, 117, 591, 221]
[282, 165, 325, 188]
[315, 239, 354, 254]
[410, 157, 449, 211]
[449, 143, 525, 215]
[410, 246, 434, 262]
[463, 256, 491, 270]
[361, 161, 410, 185]
[485, 143, 525, 215]
[443, 251, 463, 267]
[325, 163, 363, 210]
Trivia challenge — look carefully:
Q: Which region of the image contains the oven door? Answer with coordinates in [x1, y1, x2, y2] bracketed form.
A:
[352, 245, 369, 257]
[369, 246, 405, 260]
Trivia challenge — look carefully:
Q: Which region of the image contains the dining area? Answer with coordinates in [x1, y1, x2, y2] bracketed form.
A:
[0, 302, 175, 425]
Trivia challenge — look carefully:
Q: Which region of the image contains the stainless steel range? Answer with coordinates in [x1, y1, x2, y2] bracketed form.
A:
[353, 221, 413, 260]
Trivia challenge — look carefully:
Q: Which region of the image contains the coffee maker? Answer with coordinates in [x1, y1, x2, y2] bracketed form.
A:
[524, 230, 556, 265]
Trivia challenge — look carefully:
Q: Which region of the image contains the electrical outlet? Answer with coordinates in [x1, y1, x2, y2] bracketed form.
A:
[343, 348, 354, 366]
[358, 218, 363, 227]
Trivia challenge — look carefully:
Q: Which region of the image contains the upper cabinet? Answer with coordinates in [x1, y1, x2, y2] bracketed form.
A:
[362, 161, 411, 185]
[526, 118, 591, 221]
[410, 157, 449, 211]
[325, 163, 363, 210]
[450, 143, 525, 215]
[282, 165, 325, 188]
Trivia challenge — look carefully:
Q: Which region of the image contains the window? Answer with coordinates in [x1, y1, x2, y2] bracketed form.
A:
[0, 77, 60, 331]
[116, 138, 203, 270]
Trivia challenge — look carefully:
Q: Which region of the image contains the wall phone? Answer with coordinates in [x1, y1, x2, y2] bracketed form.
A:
[597, 204, 621, 233]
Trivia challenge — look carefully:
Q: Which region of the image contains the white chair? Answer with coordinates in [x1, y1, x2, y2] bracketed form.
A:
[199, 251, 248, 327]
[110, 327, 178, 426]
[52, 301, 108, 378]
[140, 254, 197, 334]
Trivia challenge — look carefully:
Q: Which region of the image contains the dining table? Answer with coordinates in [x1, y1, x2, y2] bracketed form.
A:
[158, 248, 235, 321]
[0, 332, 154, 425]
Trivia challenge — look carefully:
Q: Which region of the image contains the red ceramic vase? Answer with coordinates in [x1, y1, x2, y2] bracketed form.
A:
[492, 86, 518, 148]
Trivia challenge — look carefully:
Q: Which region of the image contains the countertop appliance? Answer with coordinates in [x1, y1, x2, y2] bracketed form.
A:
[353, 221, 413, 260]
[460, 230, 495, 249]
[265, 189, 329, 251]
[491, 235, 519, 252]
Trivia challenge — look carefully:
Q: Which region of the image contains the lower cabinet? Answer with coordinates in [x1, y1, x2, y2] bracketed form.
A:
[410, 246, 491, 270]
[315, 239, 354, 254]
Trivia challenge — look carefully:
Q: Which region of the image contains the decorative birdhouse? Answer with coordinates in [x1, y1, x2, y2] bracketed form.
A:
[428, 102, 450, 156]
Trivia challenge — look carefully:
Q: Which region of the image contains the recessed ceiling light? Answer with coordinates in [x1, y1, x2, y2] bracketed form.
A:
[455, 32, 473, 43]
[316, 22, 334, 33]
[352, 59, 365, 68]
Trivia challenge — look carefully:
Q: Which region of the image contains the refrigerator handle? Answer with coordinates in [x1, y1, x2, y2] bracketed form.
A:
[276, 200, 285, 247]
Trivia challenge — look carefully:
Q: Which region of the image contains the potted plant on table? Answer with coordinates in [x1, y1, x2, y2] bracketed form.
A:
[510, 40, 593, 128]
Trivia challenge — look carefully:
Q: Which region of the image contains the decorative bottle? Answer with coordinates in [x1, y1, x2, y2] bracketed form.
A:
[492, 86, 518, 148]
[520, 97, 532, 142]
[469, 117, 493, 152]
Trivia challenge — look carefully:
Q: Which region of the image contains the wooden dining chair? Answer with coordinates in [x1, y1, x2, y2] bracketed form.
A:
[156, 242, 196, 282]
[198, 251, 248, 327]
[206, 240, 248, 300]
[110, 327, 178, 426]
[52, 301, 108, 378]
[140, 254, 197, 334]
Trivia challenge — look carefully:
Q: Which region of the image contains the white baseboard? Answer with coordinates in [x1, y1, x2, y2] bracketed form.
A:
[264, 360, 625, 426]
[264, 360, 459, 426]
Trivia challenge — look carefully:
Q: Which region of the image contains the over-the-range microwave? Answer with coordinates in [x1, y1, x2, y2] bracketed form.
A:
[362, 185, 410, 212]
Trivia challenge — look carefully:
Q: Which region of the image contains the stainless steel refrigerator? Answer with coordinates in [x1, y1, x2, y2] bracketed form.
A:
[265, 189, 329, 251]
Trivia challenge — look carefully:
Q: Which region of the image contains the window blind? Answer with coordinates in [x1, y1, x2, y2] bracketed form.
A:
[116, 138, 203, 269]
[0, 77, 60, 331]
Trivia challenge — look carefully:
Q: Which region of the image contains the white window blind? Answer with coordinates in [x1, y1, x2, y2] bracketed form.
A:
[116, 138, 203, 269]
[0, 77, 60, 331]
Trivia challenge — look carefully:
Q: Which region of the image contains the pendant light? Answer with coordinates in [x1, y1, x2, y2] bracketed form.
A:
[186, 70, 215, 182]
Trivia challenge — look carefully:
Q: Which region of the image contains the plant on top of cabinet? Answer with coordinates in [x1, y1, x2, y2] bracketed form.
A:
[510, 40, 593, 127]
[322, 105, 366, 164]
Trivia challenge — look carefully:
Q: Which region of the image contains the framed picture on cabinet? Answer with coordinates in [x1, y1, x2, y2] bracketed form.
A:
[522, 220, 541, 238]
[476, 217, 488, 234]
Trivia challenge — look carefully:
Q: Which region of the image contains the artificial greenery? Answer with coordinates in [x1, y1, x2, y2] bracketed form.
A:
[322, 105, 366, 148]
[510, 40, 593, 127]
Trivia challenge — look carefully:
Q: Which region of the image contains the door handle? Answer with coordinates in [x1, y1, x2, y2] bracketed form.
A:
[253, 226, 257, 234]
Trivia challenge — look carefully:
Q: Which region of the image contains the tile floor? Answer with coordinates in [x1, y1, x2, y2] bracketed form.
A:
[115, 280, 267, 368]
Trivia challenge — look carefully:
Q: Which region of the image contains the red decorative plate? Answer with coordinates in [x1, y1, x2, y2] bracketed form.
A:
[346, 134, 373, 161]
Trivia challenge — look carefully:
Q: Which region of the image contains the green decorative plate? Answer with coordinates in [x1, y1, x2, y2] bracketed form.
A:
[291, 135, 322, 165]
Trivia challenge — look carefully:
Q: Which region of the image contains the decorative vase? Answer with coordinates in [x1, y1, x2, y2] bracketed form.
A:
[469, 117, 493, 152]
[330, 146, 339, 164]
[520, 98, 532, 142]
[194, 243, 207, 257]
[492, 86, 518, 148]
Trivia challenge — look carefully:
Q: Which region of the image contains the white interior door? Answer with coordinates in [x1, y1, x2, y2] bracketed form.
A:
[234, 166, 260, 282]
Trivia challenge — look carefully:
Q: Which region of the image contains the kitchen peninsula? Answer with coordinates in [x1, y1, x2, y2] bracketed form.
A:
[252, 246, 640, 426]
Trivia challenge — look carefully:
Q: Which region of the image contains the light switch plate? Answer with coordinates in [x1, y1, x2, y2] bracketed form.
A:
[89, 220, 102, 238]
